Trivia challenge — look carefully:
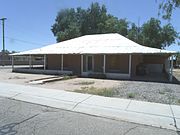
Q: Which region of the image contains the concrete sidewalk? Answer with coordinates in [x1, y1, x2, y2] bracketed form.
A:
[0, 82, 179, 131]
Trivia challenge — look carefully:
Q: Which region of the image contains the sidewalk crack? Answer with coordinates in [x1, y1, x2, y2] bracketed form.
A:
[169, 105, 179, 132]
[72, 95, 93, 110]
[125, 100, 132, 111]
[10, 93, 21, 98]
[123, 126, 138, 135]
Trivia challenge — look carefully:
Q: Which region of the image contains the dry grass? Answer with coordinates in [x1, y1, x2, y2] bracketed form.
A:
[74, 86, 117, 97]
[8, 76, 26, 79]
[74, 81, 95, 85]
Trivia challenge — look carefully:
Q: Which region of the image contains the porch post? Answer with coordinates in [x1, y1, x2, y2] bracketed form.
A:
[129, 54, 132, 77]
[31, 55, 33, 68]
[103, 54, 106, 74]
[29, 55, 32, 69]
[169, 56, 173, 82]
[12, 56, 14, 70]
[81, 55, 83, 75]
[61, 54, 63, 71]
[44, 54, 46, 70]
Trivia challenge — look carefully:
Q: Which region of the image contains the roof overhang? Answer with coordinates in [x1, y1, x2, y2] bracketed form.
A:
[11, 33, 177, 56]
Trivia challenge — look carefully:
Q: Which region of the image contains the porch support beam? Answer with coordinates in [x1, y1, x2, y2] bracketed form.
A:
[103, 54, 106, 74]
[12, 56, 14, 70]
[129, 54, 132, 77]
[31, 55, 33, 68]
[44, 54, 46, 70]
[29, 55, 32, 69]
[61, 54, 63, 71]
[81, 55, 83, 75]
[169, 55, 173, 82]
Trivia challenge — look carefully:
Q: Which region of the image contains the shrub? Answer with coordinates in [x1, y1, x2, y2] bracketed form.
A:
[127, 93, 135, 98]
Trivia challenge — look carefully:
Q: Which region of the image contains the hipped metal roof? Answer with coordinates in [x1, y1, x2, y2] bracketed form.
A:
[12, 33, 176, 56]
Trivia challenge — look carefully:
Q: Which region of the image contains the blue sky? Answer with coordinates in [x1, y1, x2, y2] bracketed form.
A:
[0, 0, 179, 52]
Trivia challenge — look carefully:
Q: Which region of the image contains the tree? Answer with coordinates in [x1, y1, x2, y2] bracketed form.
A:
[51, 2, 128, 42]
[141, 18, 162, 48]
[51, 8, 81, 42]
[158, 0, 180, 20]
[82, 3, 107, 34]
[127, 23, 139, 42]
[140, 18, 178, 48]
[100, 16, 128, 36]
[100, 15, 119, 33]
[161, 23, 178, 48]
[51, 2, 178, 49]
[118, 19, 129, 36]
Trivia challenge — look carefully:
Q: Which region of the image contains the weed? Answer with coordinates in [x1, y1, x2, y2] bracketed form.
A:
[159, 91, 165, 95]
[74, 86, 116, 97]
[168, 95, 175, 104]
[62, 75, 77, 80]
[164, 88, 172, 93]
[178, 99, 180, 104]
[127, 93, 135, 98]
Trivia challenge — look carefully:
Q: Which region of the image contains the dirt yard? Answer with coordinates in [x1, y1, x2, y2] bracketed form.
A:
[174, 68, 180, 81]
[0, 67, 180, 105]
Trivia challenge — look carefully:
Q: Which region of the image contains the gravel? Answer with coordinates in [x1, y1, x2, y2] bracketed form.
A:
[114, 81, 180, 105]
[1, 66, 180, 105]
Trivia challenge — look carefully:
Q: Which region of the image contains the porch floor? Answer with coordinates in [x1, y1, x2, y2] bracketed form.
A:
[11, 66, 180, 83]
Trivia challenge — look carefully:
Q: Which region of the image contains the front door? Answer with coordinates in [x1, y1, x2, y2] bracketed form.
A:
[87, 55, 94, 72]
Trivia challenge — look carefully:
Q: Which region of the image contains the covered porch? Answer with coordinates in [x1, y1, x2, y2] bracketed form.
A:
[11, 54, 73, 75]
[12, 53, 174, 82]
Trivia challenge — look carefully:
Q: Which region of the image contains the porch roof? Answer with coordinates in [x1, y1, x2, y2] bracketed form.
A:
[12, 33, 176, 56]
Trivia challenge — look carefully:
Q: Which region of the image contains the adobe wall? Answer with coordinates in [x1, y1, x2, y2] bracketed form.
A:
[106, 54, 129, 74]
[47, 54, 81, 75]
[47, 54, 61, 70]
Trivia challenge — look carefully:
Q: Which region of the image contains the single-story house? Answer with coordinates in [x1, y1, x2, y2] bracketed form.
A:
[0, 52, 11, 65]
[11, 33, 176, 81]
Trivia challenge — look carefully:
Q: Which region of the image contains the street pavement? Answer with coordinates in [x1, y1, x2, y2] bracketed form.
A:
[0, 97, 178, 135]
[0, 82, 180, 133]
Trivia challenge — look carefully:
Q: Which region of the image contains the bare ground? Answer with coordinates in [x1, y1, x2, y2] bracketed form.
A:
[0, 67, 180, 105]
[174, 69, 180, 81]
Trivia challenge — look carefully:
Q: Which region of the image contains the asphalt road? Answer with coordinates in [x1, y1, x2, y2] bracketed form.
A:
[0, 96, 178, 135]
